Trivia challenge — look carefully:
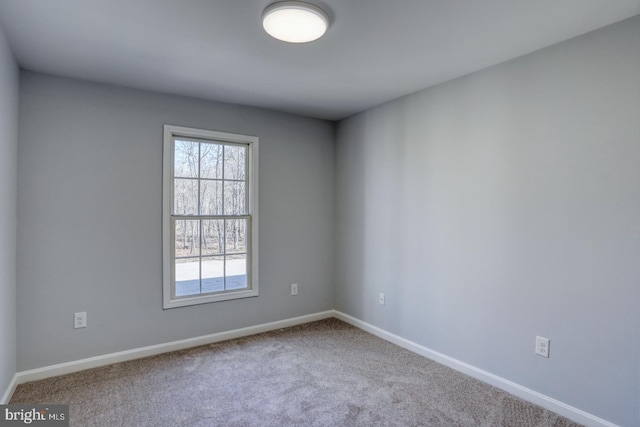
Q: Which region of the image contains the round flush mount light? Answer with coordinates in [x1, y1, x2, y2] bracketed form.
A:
[262, 1, 329, 43]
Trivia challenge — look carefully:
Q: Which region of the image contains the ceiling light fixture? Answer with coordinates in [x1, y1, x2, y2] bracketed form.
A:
[262, 1, 329, 43]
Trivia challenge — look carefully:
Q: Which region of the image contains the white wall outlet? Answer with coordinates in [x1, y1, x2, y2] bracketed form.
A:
[379, 293, 385, 305]
[535, 336, 550, 357]
[74, 312, 87, 329]
[291, 283, 298, 295]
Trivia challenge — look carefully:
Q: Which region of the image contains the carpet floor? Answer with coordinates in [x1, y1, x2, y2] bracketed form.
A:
[11, 318, 582, 426]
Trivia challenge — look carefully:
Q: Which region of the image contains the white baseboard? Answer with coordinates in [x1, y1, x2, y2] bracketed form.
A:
[1, 373, 18, 404]
[333, 311, 617, 427]
[3, 309, 618, 427]
[10, 310, 334, 391]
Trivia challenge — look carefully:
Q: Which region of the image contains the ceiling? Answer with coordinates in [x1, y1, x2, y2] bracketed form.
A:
[0, 1, 638, 120]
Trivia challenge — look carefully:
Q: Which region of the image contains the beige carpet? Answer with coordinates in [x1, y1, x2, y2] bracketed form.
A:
[11, 318, 581, 426]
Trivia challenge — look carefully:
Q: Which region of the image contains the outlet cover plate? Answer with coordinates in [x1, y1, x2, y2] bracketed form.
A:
[535, 336, 549, 357]
[74, 312, 87, 329]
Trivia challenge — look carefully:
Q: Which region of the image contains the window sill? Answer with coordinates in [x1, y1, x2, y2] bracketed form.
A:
[163, 288, 259, 309]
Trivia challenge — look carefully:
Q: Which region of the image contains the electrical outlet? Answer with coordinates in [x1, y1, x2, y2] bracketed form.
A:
[291, 283, 298, 295]
[74, 312, 87, 329]
[535, 336, 549, 358]
[379, 293, 385, 305]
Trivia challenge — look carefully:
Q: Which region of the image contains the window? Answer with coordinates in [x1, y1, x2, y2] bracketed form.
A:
[163, 125, 258, 308]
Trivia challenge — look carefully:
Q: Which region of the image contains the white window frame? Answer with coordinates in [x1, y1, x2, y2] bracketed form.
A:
[163, 125, 259, 309]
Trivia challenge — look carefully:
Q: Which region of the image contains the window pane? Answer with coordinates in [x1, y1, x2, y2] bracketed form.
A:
[224, 145, 246, 180]
[223, 181, 246, 215]
[174, 140, 199, 178]
[202, 219, 224, 255]
[174, 179, 199, 215]
[200, 180, 223, 215]
[202, 257, 224, 293]
[175, 257, 200, 296]
[200, 143, 223, 179]
[226, 254, 247, 290]
[175, 219, 200, 257]
[225, 219, 247, 254]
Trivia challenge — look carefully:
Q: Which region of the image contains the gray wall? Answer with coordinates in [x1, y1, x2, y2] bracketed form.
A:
[17, 72, 335, 370]
[0, 24, 18, 399]
[336, 16, 639, 427]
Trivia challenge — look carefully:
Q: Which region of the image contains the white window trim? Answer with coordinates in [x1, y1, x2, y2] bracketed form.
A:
[163, 125, 259, 309]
